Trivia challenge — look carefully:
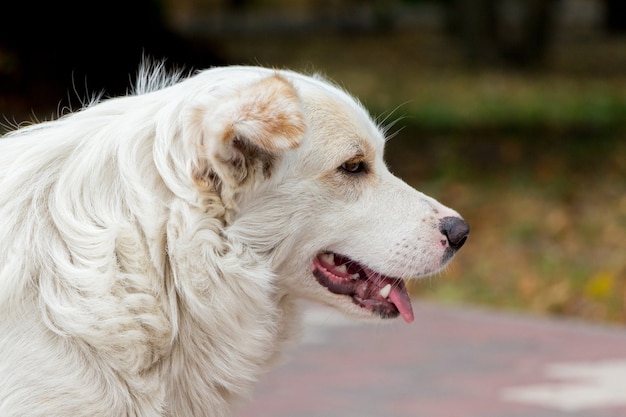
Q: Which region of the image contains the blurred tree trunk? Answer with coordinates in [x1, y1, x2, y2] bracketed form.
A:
[447, 0, 498, 64]
[606, 0, 626, 33]
[446, 0, 557, 68]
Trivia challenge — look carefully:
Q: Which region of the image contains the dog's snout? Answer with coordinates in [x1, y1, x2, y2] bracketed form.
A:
[439, 216, 470, 250]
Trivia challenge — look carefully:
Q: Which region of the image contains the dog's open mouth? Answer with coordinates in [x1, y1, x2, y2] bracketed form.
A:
[312, 252, 414, 323]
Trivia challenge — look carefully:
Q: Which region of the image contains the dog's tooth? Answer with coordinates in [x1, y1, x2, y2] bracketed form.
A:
[350, 273, 360, 280]
[320, 253, 334, 265]
[379, 284, 392, 299]
[335, 264, 348, 274]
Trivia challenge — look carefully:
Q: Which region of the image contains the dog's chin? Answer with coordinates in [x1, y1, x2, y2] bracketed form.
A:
[311, 252, 415, 323]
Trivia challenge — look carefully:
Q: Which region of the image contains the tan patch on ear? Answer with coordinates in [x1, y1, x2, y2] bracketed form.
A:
[230, 73, 306, 152]
[188, 72, 306, 194]
[233, 137, 276, 179]
[192, 164, 220, 189]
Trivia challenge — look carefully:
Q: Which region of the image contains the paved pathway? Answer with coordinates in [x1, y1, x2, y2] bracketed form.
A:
[236, 301, 626, 417]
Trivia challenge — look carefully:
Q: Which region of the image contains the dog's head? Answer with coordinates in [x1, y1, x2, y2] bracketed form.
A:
[186, 67, 469, 323]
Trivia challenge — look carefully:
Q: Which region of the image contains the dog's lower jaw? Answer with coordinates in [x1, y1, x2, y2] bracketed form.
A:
[311, 252, 415, 323]
[312, 267, 404, 320]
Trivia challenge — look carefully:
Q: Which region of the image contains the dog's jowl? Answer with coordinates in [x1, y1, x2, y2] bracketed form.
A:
[0, 65, 468, 417]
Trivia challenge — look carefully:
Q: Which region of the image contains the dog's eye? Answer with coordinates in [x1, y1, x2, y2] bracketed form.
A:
[340, 160, 366, 174]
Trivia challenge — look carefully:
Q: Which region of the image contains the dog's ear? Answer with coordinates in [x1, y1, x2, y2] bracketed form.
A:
[190, 73, 305, 190]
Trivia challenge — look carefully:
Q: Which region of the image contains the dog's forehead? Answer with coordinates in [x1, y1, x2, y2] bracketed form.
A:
[292, 75, 386, 155]
[198, 67, 386, 158]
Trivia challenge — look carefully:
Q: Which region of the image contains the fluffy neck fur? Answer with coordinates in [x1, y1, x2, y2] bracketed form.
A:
[0, 80, 300, 416]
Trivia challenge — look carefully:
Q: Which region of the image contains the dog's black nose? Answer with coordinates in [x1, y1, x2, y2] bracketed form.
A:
[439, 216, 470, 250]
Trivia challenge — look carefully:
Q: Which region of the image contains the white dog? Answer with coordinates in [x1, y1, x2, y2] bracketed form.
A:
[0, 65, 469, 416]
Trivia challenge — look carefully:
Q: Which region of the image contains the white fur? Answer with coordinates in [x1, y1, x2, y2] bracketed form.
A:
[0, 65, 464, 416]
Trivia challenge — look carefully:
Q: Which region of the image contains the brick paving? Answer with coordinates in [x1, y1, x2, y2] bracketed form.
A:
[236, 301, 626, 417]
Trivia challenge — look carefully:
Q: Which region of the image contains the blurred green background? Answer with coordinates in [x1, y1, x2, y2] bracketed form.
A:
[1, 0, 625, 325]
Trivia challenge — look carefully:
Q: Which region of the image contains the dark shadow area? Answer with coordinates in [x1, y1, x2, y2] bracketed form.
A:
[0, 0, 224, 114]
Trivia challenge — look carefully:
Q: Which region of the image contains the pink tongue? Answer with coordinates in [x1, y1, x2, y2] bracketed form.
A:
[363, 266, 415, 324]
[388, 284, 415, 323]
